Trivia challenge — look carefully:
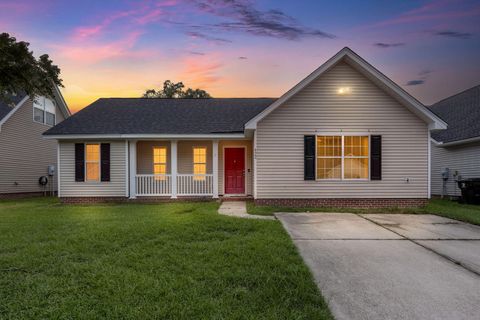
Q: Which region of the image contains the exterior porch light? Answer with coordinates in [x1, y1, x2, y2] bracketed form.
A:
[337, 87, 351, 95]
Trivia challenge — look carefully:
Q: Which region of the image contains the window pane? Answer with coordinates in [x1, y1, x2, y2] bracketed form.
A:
[317, 136, 341, 157]
[153, 147, 167, 164]
[361, 136, 369, 156]
[86, 144, 100, 161]
[86, 162, 99, 181]
[317, 157, 341, 179]
[344, 158, 368, 179]
[194, 163, 206, 180]
[194, 163, 206, 175]
[44, 98, 55, 114]
[34, 108, 44, 123]
[345, 136, 369, 157]
[193, 147, 206, 164]
[45, 112, 55, 126]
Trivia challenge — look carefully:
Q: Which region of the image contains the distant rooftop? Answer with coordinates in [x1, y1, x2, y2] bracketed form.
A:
[428, 85, 480, 143]
[0, 92, 27, 121]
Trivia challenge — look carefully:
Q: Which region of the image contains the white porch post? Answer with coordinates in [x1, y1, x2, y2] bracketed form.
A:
[212, 140, 219, 198]
[129, 140, 137, 199]
[171, 140, 178, 198]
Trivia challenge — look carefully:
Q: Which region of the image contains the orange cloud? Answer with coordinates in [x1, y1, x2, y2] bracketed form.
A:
[53, 32, 152, 64]
[180, 55, 224, 88]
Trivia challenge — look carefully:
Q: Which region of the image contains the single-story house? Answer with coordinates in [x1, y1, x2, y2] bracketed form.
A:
[429, 85, 480, 197]
[0, 87, 70, 197]
[43, 47, 446, 207]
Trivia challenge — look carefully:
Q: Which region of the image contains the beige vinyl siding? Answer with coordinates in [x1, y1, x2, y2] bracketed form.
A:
[219, 140, 253, 195]
[255, 62, 429, 199]
[431, 141, 480, 197]
[59, 141, 127, 197]
[0, 98, 65, 194]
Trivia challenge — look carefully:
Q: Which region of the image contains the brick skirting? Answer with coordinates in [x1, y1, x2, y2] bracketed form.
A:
[60, 196, 217, 204]
[255, 198, 428, 208]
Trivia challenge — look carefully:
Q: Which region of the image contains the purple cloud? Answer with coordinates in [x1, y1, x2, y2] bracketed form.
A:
[190, 0, 335, 40]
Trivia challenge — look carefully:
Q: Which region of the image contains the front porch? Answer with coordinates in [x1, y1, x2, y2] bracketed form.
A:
[128, 140, 252, 199]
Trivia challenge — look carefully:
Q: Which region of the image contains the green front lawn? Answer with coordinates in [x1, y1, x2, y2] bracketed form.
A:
[248, 199, 480, 226]
[0, 198, 332, 319]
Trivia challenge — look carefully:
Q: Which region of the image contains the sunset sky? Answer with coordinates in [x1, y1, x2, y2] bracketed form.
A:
[1, 0, 479, 112]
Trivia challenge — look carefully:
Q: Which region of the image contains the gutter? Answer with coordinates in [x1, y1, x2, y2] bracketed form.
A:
[434, 136, 480, 147]
[43, 133, 247, 140]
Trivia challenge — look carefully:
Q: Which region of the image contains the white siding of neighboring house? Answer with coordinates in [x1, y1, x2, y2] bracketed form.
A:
[431, 141, 480, 197]
[0, 98, 65, 194]
[58, 141, 127, 197]
[255, 62, 429, 199]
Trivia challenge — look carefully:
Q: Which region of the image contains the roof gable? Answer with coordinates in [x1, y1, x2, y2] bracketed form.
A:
[245, 47, 447, 130]
[0, 87, 70, 131]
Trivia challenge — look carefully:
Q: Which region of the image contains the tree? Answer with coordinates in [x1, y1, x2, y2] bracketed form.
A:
[0, 33, 62, 104]
[142, 80, 211, 99]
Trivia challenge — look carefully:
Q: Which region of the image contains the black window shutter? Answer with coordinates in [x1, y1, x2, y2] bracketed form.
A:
[100, 143, 110, 182]
[75, 143, 85, 182]
[304, 135, 316, 180]
[370, 135, 382, 180]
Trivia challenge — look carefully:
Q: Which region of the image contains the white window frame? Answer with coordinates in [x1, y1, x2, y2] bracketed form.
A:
[33, 96, 56, 126]
[315, 133, 370, 181]
[85, 143, 101, 182]
[192, 146, 207, 180]
[152, 146, 168, 179]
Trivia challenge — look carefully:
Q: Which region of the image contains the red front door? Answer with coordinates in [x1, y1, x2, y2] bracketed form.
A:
[224, 148, 245, 194]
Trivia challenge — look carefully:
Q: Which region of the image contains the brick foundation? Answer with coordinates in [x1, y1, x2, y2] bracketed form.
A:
[60, 196, 217, 204]
[254, 198, 428, 208]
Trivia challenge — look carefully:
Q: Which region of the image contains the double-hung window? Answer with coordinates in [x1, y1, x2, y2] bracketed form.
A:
[153, 147, 167, 179]
[193, 147, 207, 180]
[85, 144, 100, 181]
[33, 97, 56, 126]
[316, 135, 369, 180]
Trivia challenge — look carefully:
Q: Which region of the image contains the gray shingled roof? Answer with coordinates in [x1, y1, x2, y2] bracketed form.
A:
[428, 85, 480, 143]
[0, 93, 27, 121]
[44, 98, 276, 135]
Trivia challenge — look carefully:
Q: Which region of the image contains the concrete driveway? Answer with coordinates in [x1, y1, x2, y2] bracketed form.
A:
[276, 212, 480, 320]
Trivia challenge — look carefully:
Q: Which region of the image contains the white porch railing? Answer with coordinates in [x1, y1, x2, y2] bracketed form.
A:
[177, 174, 214, 196]
[136, 174, 172, 196]
[135, 174, 214, 196]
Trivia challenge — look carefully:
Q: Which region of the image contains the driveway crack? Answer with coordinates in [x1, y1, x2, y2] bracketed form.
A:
[357, 214, 480, 278]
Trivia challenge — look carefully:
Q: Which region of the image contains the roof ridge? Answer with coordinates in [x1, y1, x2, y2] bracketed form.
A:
[430, 84, 480, 107]
[101, 97, 277, 100]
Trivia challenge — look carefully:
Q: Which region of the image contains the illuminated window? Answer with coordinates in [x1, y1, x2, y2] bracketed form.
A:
[153, 147, 167, 179]
[85, 144, 100, 181]
[344, 136, 369, 179]
[193, 147, 207, 180]
[316, 136, 369, 180]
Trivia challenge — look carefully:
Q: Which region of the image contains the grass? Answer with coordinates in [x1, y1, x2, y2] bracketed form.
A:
[248, 199, 480, 226]
[0, 198, 332, 319]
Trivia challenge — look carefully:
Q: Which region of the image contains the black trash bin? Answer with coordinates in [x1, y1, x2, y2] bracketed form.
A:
[457, 178, 480, 204]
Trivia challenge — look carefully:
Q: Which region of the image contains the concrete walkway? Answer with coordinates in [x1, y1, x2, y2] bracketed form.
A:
[218, 201, 275, 220]
[276, 212, 480, 320]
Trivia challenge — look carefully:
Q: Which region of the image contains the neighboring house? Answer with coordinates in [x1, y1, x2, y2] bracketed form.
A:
[43, 48, 446, 207]
[0, 87, 71, 196]
[428, 85, 480, 197]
